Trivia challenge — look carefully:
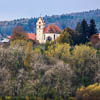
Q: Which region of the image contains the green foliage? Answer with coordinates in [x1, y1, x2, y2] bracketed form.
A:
[79, 19, 89, 43]
[75, 19, 98, 44]
[57, 29, 72, 44]
[46, 43, 71, 62]
[64, 27, 81, 45]
[0, 27, 100, 100]
[32, 62, 73, 100]
[1, 9, 100, 37]
[89, 19, 98, 37]
[72, 45, 98, 87]
[75, 22, 81, 32]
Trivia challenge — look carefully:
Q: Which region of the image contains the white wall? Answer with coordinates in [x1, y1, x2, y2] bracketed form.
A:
[43, 33, 60, 43]
[36, 18, 45, 43]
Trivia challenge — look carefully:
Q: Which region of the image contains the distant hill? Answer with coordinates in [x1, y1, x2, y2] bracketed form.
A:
[0, 9, 100, 36]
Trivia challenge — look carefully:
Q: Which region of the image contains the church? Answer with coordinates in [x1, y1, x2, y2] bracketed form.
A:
[7, 17, 62, 44]
[36, 17, 61, 43]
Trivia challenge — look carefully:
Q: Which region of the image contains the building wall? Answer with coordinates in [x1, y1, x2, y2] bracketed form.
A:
[43, 33, 60, 43]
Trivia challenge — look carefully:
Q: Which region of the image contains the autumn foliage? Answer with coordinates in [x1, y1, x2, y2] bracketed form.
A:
[11, 26, 28, 41]
[76, 83, 100, 100]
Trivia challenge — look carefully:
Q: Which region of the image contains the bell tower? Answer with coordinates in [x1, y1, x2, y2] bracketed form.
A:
[36, 17, 45, 43]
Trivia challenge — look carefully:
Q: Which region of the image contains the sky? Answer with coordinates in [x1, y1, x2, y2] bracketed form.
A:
[0, 0, 100, 21]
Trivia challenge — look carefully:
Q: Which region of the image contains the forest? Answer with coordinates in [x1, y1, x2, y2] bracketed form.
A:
[1, 9, 100, 36]
[0, 18, 100, 100]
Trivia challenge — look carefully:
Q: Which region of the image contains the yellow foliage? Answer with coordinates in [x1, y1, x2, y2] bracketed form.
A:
[24, 42, 33, 67]
[10, 39, 28, 48]
[72, 45, 97, 64]
[25, 42, 33, 54]
[33, 48, 41, 55]
[25, 96, 29, 100]
[46, 43, 71, 62]
[70, 97, 76, 100]
[76, 83, 100, 100]
[57, 30, 72, 44]
[5, 96, 11, 100]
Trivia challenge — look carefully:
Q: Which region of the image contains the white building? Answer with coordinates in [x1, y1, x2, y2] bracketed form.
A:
[36, 17, 61, 44]
[7, 17, 62, 44]
[0, 38, 10, 43]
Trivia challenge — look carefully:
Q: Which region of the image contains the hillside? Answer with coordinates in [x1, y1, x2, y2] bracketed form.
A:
[0, 9, 100, 36]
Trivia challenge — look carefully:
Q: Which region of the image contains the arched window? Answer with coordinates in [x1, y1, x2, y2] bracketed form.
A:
[44, 35, 45, 40]
[39, 26, 41, 28]
[47, 36, 52, 41]
[54, 34, 56, 40]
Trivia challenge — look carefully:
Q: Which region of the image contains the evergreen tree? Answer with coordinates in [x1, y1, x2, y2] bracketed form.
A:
[80, 19, 89, 43]
[89, 19, 98, 38]
[65, 27, 80, 45]
[75, 22, 81, 32]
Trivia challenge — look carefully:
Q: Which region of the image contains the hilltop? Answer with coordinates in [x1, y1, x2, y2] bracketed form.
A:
[0, 9, 100, 36]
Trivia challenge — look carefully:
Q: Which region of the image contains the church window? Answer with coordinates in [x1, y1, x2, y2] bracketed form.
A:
[54, 34, 56, 40]
[39, 22, 41, 24]
[44, 35, 45, 40]
[47, 36, 52, 41]
[39, 26, 41, 28]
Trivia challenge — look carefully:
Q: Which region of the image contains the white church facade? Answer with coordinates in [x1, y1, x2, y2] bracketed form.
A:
[36, 17, 61, 44]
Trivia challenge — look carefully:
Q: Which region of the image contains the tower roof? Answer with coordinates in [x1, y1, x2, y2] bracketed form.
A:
[39, 17, 45, 24]
[36, 17, 45, 25]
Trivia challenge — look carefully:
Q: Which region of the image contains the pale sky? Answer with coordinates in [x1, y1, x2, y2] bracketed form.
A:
[0, 0, 100, 21]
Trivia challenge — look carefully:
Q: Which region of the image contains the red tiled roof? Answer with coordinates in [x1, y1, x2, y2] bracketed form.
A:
[99, 33, 100, 39]
[90, 33, 100, 45]
[27, 33, 36, 40]
[7, 33, 36, 40]
[44, 24, 61, 34]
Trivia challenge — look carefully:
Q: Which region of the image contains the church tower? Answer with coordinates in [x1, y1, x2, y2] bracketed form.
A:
[36, 17, 45, 43]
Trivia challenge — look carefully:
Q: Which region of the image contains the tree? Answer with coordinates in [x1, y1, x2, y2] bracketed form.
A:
[80, 19, 89, 43]
[76, 83, 100, 100]
[65, 27, 81, 45]
[72, 45, 98, 87]
[46, 43, 71, 63]
[32, 61, 73, 100]
[24, 42, 33, 67]
[11, 26, 28, 41]
[57, 29, 73, 45]
[89, 19, 98, 38]
[75, 22, 81, 33]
